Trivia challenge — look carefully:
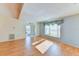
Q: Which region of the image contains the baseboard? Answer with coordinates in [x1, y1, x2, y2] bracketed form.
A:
[0, 38, 25, 42]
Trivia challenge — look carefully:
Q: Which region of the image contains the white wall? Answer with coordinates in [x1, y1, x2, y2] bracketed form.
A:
[61, 14, 79, 48]
[0, 15, 25, 42]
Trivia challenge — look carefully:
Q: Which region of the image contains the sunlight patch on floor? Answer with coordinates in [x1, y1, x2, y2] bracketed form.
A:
[32, 39, 45, 45]
[25, 35, 32, 50]
[35, 40, 53, 54]
[47, 43, 62, 56]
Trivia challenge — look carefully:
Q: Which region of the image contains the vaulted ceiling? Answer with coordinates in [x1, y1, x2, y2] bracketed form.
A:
[1, 3, 79, 21]
[6, 3, 23, 19]
[0, 3, 23, 19]
[20, 3, 79, 22]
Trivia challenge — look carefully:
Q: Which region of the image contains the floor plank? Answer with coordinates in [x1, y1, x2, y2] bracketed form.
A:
[0, 35, 79, 56]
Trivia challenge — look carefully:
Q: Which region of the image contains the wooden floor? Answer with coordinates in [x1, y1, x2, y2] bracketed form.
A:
[0, 35, 79, 56]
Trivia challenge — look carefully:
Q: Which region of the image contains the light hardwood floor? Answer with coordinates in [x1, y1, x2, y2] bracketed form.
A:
[0, 35, 79, 56]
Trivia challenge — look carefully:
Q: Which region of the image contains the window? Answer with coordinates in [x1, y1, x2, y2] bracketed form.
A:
[45, 24, 50, 35]
[44, 21, 62, 38]
[50, 24, 58, 37]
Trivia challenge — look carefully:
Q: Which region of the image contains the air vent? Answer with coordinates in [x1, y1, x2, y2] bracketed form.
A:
[9, 34, 15, 40]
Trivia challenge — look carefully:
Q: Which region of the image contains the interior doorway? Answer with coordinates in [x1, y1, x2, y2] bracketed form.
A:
[25, 23, 35, 37]
[26, 24, 31, 36]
